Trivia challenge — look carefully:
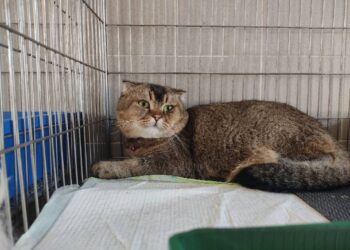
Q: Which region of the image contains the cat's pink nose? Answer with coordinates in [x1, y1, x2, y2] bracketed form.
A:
[153, 115, 161, 121]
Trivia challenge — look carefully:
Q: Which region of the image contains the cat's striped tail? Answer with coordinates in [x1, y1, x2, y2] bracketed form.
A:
[235, 148, 350, 192]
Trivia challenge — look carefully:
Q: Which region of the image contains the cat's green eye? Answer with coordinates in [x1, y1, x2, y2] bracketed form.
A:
[138, 100, 150, 108]
[163, 104, 174, 112]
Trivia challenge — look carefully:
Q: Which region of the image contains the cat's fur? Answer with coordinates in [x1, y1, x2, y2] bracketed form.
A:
[92, 81, 350, 192]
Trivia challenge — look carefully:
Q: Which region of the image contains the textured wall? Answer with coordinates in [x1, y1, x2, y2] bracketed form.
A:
[106, 0, 350, 151]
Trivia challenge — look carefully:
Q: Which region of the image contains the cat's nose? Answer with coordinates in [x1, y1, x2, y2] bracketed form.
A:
[153, 115, 161, 121]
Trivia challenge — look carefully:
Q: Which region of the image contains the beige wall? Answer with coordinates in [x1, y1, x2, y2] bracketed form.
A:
[106, 0, 350, 116]
[106, 0, 350, 153]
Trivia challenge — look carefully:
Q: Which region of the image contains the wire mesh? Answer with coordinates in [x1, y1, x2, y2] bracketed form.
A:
[106, 0, 350, 159]
[2, 0, 350, 245]
[0, 0, 109, 242]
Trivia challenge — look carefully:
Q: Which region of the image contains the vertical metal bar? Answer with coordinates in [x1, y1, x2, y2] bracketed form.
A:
[83, 2, 93, 170]
[242, 0, 247, 99]
[275, 0, 281, 102]
[255, 0, 262, 100]
[197, 0, 202, 104]
[209, 0, 214, 102]
[116, 0, 121, 114]
[64, 0, 79, 184]
[141, 0, 145, 79]
[73, 1, 82, 182]
[262, 0, 269, 100]
[88, 9, 96, 164]
[175, 0, 178, 89]
[86, 9, 95, 165]
[74, 0, 85, 181]
[95, 8, 102, 162]
[92, 7, 99, 163]
[17, 0, 40, 215]
[95, 0, 100, 162]
[59, 0, 73, 185]
[95, 3, 100, 70]
[327, 0, 337, 134]
[53, 0, 66, 186]
[78, 0, 89, 177]
[296, 0, 302, 110]
[221, 2, 226, 102]
[116, 0, 123, 158]
[286, 0, 292, 103]
[103, 0, 109, 160]
[15, 0, 30, 203]
[4, 0, 28, 231]
[101, 0, 106, 156]
[340, 0, 350, 148]
[317, 0, 326, 119]
[234, 0, 239, 100]
[128, 0, 133, 73]
[23, 0, 41, 213]
[50, 0, 66, 187]
[92, 10, 99, 162]
[307, 0, 314, 115]
[89, 10, 97, 164]
[88, 5, 94, 165]
[99, 1, 106, 160]
[62, 0, 73, 184]
[0, 30, 14, 246]
[42, 0, 58, 191]
[33, 0, 50, 201]
[337, 0, 348, 143]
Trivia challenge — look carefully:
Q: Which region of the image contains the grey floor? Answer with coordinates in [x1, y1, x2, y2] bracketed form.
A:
[297, 186, 350, 221]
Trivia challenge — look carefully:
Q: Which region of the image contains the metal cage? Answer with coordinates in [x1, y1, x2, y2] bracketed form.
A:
[106, 0, 350, 159]
[0, 0, 109, 242]
[1, 0, 350, 246]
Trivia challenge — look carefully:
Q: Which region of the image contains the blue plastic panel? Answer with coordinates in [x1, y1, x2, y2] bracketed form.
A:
[1, 112, 83, 201]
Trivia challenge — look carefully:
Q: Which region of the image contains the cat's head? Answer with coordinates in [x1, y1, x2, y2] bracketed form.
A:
[117, 81, 189, 138]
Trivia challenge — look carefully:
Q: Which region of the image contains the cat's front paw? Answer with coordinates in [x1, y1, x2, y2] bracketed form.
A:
[91, 161, 114, 179]
[91, 159, 142, 179]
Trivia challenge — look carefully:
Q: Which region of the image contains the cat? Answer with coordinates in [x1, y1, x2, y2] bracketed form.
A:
[92, 80, 350, 192]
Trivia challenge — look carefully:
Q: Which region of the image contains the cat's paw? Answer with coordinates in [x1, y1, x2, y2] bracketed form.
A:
[91, 162, 114, 179]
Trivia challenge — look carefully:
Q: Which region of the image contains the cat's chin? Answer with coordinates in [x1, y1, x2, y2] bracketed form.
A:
[140, 127, 164, 138]
[124, 126, 173, 139]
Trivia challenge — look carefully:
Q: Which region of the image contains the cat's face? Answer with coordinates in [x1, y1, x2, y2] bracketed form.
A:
[117, 81, 189, 138]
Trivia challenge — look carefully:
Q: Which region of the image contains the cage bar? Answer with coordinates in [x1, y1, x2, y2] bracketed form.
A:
[0, 0, 109, 242]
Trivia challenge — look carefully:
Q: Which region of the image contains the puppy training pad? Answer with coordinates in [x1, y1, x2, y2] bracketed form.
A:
[16, 176, 327, 250]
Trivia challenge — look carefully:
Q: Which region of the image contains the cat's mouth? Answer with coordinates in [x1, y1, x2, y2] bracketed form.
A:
[152, 119, 163, 128]
[149, 118, 163, 129]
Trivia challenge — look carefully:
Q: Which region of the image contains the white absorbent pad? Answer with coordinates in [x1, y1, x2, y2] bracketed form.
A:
[15, 176, 327, 250]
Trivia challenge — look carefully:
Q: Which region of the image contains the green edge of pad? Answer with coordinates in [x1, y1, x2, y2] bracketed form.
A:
[169, 221, 350, 250]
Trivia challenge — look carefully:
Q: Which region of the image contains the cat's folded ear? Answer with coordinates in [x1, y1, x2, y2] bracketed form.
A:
[170, 88, 187, 103]
[170, 88, 186, 95]
[121, 80, 143, 93]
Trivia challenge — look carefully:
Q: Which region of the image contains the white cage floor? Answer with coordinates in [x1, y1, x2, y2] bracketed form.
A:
[15, 176, 327, 250]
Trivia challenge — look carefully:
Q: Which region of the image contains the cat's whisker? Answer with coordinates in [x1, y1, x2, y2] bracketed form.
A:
[117, 120, 133, 126]
[117, 120, 136, 130]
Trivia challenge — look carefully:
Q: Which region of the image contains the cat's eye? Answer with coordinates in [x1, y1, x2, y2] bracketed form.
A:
[138, 100, 150, 108]
[163, 104, 174, 112]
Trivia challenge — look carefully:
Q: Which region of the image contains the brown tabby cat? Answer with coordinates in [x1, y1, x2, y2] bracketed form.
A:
[92, 81, 350, 191]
